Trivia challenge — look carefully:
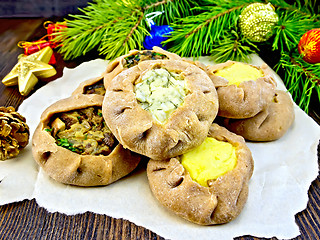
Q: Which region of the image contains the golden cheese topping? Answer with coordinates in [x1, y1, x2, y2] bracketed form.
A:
[134, 68, 187, 123]
[180, 137, 237, 187]
[215, 62, 263, 86]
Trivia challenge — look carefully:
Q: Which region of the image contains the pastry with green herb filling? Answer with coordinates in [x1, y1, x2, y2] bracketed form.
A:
[102, 46, 182, 88]
[72, 47, 181, 97]
[32, 94, 141, 186]
[102, 59, 219, 160]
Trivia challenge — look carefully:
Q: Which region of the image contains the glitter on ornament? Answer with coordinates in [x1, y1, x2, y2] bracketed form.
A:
[239, 3, 279, 42]
[143, 12, 173, 50]
[2, 47, 56, 96]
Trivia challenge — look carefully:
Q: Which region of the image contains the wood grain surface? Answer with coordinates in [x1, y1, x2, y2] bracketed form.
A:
[0, 18, 319, 240]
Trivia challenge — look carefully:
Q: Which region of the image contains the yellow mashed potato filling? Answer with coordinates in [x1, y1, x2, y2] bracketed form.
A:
[181, 137, 237, 187]
[215, 62, 263, 86]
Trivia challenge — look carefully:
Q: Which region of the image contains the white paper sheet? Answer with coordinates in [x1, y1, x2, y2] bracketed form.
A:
[1, 56, 319, 240]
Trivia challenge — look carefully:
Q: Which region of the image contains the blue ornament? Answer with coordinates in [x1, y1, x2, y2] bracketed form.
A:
[143, 23, 173, 50]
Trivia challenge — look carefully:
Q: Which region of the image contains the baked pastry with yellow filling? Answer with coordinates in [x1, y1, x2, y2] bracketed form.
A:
[223, 90, 295, 141]
[102, 59, 219, 160]
[207, 61, 276, 119]
[147, 123, 253, 225]
[32, 94, 141, 186]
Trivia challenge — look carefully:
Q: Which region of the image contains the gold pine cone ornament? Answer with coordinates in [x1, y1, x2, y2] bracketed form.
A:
[0, 106, 30, 160]
[239, 3, 279, 42]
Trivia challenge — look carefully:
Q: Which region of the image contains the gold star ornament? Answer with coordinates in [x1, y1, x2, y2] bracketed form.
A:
[2, 46, 57, 96]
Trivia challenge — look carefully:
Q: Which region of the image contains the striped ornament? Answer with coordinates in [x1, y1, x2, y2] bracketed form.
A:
[298, 29, 320, 64]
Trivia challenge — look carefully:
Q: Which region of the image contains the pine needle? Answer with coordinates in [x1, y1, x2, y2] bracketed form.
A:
[54, 0, 320, 114]
[56, 0, 197, 60]
[276, 51, 320, 113]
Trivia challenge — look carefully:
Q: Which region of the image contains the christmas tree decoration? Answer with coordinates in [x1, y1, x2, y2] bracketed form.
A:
[143, 12, 173, 50]
[0, 106, 29, 161]
[18, 40, 57, 65]
[2, 46, 56, 96]
[53, 0, 320, 114]
[18, 40, 50, 55]
[239, 3, 279, 42]
[298, 29, 320, 64]
[44, 21, 67, 48]
[55, 0, 196, 60]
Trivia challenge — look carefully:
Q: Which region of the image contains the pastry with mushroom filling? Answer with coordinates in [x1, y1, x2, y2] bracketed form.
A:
[207, 61, 276, 119]
[103, 46, 182, 88]
[102, 59, 219, 160]
[147, 123, 254, 225]
[32, 94, 141, 186]
[72, 75, 106, 96]
[72, 47, 181, 96]
[223, 90, 295, 141]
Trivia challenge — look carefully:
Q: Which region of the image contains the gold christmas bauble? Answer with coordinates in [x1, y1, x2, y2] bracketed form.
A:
[239, 3, 279, 42]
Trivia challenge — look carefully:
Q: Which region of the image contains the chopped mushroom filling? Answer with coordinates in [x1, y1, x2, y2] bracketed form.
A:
[48, 107, 117, 155]
[124, 51, 168, 68]
[134, 68, 188, 123]
[84, 80, 106, 95]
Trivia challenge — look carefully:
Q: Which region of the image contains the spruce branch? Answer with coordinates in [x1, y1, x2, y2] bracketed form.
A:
[184, 5, 245, 38]
[56, 0, 196, 60]
[276, 51, 320, 112]
[210, 30, 258, 63]
[269, 0, 320, 17]
[272, 9, 319, 53]
[165, 1, 257, 58]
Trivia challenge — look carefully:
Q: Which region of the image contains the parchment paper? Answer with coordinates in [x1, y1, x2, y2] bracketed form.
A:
[1, 55, 319, 240]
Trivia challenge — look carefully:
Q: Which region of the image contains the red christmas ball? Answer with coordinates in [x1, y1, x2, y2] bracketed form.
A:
[298, 29, 320, 64]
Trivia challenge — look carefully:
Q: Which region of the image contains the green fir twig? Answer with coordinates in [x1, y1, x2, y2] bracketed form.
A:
[164, 0, 257, 58]
[210, 30, 259, 63]
[55, 0, 320, 114]
[272, 9, 319, 53]
[276, 52, 320, 113]
[56, 0, 196, 60]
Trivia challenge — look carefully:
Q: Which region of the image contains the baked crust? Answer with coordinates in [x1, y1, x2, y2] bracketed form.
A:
[72, 47, 181, 97]
[103, 46, 182, 89]
[102, 59, 219, 160]
[223, 90, 295, 141]
[72, 75, 105, 96]
[207, 61, 277, 119]
[147, 123, 254, 225]
[32, 94, 141, 186]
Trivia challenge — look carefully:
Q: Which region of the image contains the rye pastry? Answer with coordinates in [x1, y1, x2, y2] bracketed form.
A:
[72, 75, 106, 96]
[147, 123, 254, 225]
[102, 59, 219, 160]
[207, 61, 277, 119]
[32, 94, 141, 186]
[72, 47, 181, 96]
[223, 90, 295, 141]
[103, 46, 182, 88]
